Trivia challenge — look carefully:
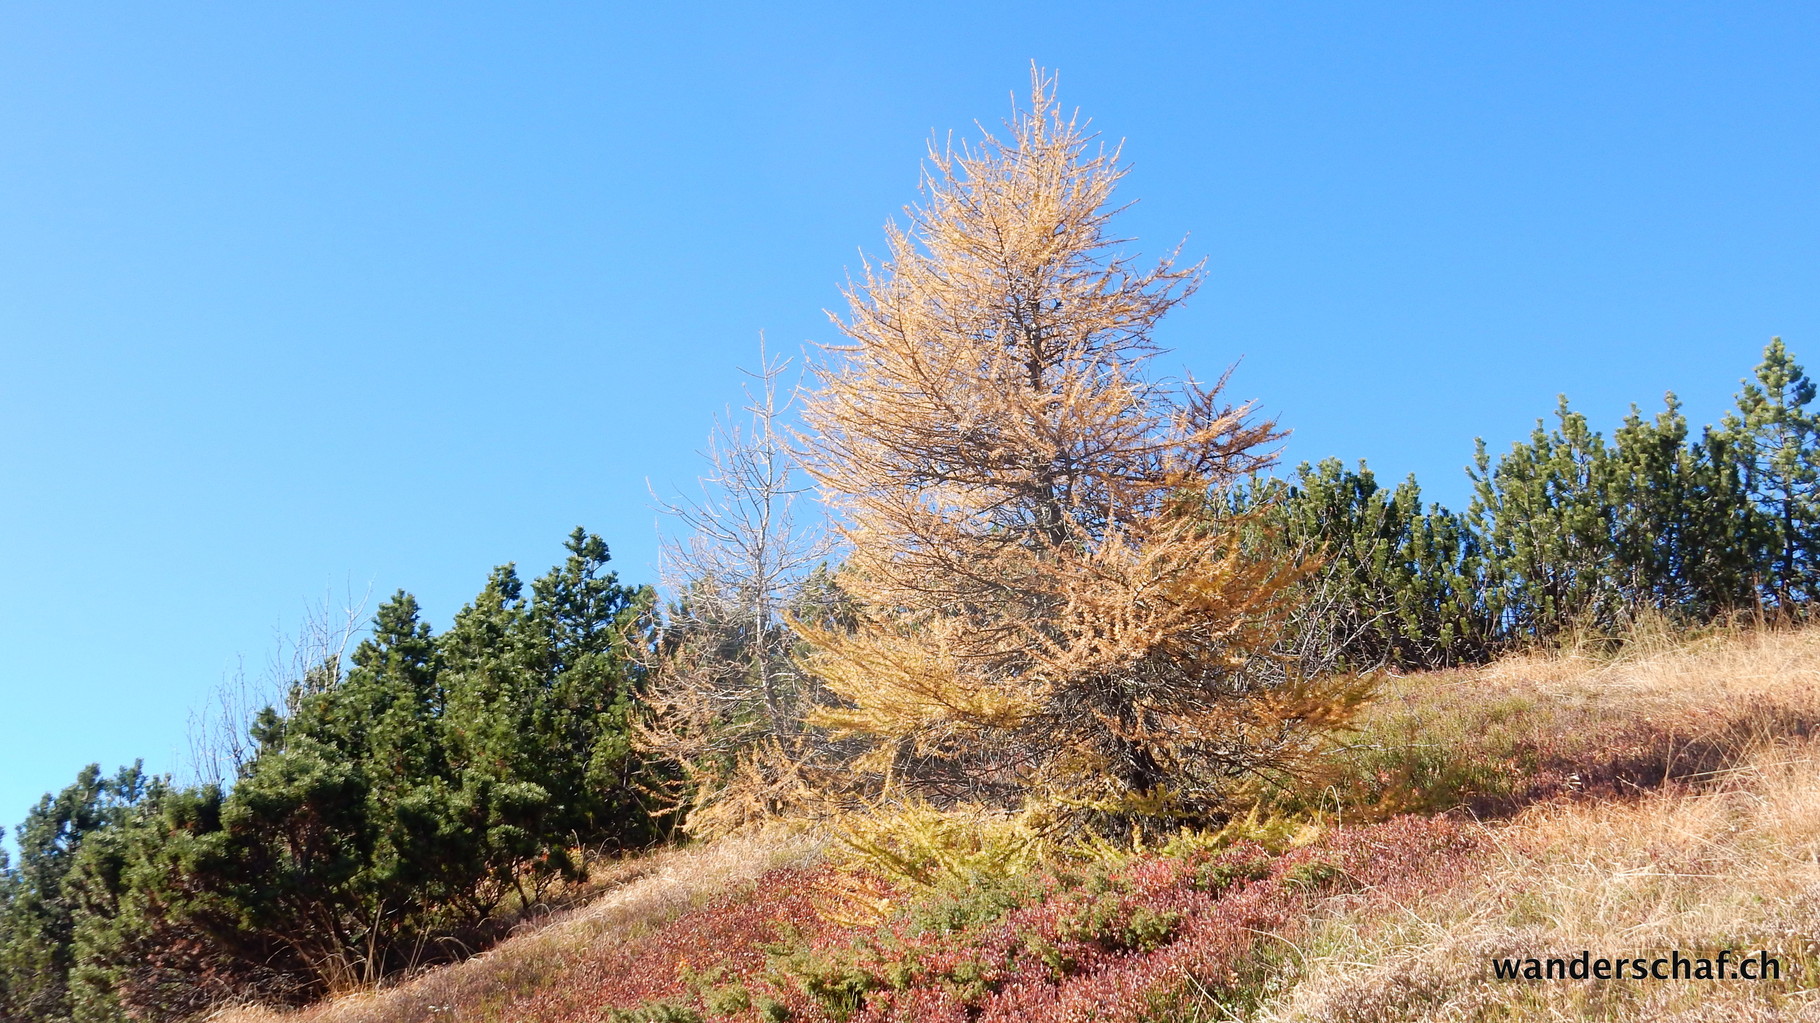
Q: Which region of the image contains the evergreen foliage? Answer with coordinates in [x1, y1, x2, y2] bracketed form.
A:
[1265, 339, 1799, 669]
[1469, 397, 1625, 636]
[0, 764, 149, 1023]
[0, 529, 661, 1020]
[1720, 337, 1820, 602]
[1256, 460, 1492, 671]
[1607, 395, 1756, 616]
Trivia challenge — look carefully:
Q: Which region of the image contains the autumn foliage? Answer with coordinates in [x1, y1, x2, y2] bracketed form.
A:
[793, 73, 1366, 824]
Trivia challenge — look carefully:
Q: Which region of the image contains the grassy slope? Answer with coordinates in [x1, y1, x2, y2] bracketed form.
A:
[217, 625, 1820, 1023]
[1263, 625, 1820, 1022]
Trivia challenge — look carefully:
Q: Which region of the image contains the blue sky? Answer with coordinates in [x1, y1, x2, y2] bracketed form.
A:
[2, 2, 1815, 827]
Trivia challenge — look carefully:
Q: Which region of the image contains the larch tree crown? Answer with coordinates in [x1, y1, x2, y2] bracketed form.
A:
[794, 72, 1364, 827]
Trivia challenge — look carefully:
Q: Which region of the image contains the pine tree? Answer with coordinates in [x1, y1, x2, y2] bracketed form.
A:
[1470, 386, 1764, 641]
[1268, 459, 1490, 670]
[1608, 396, 1756, 616]
[1470, 397, 1622, 637]
[62, 535, 660, 1015]
[794, 72, 1363, 826]
[0, 764, 148, 1022]
[521, 528, 660, 851]
[1721, 337, 1820, 604]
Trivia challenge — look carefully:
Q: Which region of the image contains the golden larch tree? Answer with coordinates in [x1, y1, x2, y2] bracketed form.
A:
[795, 72, 1366, 826]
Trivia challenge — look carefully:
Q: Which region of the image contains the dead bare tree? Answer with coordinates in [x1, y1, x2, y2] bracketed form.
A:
[639, 338, 842, 835]
[185, 585, 369, 787]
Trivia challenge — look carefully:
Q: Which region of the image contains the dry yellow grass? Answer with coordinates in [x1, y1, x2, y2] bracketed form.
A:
[1257, 626, 1820, 1022]
[1467, 613, 1820, 711]
[1284, 620, 1820, 827]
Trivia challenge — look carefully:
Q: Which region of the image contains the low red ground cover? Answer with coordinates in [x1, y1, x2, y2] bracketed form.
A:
[511, 815, 1479, 1023]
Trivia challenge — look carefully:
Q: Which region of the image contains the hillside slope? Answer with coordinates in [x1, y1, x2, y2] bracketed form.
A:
[219, 626, 1820, 1023]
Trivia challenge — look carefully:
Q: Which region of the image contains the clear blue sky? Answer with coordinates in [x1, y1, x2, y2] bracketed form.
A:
[3, 3, 1815, 827]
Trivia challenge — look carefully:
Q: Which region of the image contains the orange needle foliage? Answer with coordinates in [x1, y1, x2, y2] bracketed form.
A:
[794, 71, 1369, 824]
